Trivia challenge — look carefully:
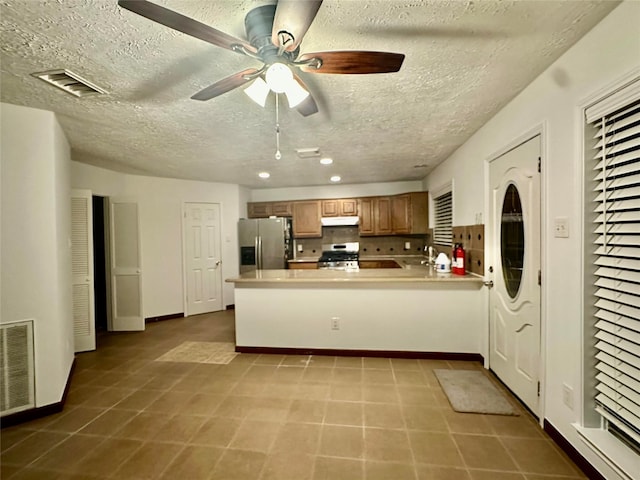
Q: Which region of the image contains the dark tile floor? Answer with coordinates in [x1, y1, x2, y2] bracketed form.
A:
[1, 310, 586, 479]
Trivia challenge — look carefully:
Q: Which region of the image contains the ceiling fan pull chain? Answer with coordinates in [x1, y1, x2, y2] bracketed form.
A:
[275, 93, 282, 160]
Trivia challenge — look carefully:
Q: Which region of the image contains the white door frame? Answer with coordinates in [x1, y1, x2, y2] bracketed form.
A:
[182, 202, 224, 317]
[485, 123, 547, 423]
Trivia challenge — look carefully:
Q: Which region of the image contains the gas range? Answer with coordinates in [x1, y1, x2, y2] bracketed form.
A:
[317, 242, 359, 270]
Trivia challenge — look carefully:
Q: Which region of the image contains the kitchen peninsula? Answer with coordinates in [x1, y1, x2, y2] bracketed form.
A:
[227, 266, 485, 360]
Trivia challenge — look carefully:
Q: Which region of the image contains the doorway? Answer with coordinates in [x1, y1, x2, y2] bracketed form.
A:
[488, 135, 542, 415]
[93, 196, 109, 334]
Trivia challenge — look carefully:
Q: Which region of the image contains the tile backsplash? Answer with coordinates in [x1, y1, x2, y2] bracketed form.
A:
[294, 226, 428, 257]
[452, 224, 485, 275]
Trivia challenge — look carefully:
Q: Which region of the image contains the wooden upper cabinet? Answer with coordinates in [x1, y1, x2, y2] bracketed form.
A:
[251, 193, 427, 235]
[392, 192, 429, 234]
[358, 197, 392, 235]
[359, 196, 393, 235]
[374, 197, 393, 235]
[358, 198, 375, 235]
[321, 198, 357, 217]
[292, 201, 322, 238]
[270, 201, 292, 217]
[391, 194, 411, 234]
[247, 202, 271, 218]
[247, 201, 292, 218]
[340, 198, 358, 216]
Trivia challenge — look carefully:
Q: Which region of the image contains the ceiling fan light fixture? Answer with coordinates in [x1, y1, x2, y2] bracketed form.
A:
[244, 77, 270, 107]
[284, 79, 309, 108]
[265, 62, 293, 93]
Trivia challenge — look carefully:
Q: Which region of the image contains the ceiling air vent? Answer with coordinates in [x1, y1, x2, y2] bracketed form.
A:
[295, 147, 320, 159]
[32, 69, 107, 97]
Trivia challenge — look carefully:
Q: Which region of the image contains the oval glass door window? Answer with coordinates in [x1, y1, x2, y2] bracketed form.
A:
[501, 184, 525, 298]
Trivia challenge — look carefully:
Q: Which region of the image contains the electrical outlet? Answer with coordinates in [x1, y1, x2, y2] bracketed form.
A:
[331, 317, 340, 330]
[562, 383, 574, 410]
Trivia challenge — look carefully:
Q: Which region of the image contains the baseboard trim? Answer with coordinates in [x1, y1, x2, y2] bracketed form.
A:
[543, 419, 606, 480]
[236, 346, 483, 362]
[1, 359, 76, 429]
[145, 312, 184, 323]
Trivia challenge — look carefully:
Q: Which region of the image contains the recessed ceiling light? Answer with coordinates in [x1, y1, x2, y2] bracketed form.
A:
[320, 158, 333, 165]
[330, 175, 341, 183]
[258, 172, 270, 179]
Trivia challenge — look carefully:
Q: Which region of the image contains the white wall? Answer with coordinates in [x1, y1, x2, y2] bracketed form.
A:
[422, 2, 640, 478]
[1, 103, 74, 407]
[251, 180, 423, 204]
[71, 162, 243, 315]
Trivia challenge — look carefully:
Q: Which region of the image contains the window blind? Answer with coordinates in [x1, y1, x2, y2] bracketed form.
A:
[589, 91, 640, 449]
[433, 190, 453, 246]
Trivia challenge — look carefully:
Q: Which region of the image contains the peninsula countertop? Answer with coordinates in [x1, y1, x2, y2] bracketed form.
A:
[226, 267, 483, 284]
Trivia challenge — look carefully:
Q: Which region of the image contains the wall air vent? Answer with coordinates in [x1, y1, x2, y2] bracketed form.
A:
[32, 69, 107, 97]
[1, 320, 35, 416]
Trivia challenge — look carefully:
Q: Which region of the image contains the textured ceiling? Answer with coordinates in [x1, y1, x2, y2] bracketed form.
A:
[0, 0, 618, 188]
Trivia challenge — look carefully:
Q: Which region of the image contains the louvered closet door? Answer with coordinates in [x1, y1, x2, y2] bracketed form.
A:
[588, 88, 640, 446]
[71, 190, 95, 352]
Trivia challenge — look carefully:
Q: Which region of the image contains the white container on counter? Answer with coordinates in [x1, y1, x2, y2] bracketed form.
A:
[435, 252, 451, 273]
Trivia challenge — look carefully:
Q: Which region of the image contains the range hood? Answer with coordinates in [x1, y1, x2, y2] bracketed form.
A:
[321, 216, 360, 227]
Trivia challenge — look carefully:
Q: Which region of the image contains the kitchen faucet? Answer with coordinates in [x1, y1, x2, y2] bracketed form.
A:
[422, 245, 438, 265]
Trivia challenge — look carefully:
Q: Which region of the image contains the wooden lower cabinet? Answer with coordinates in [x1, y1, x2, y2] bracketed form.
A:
[288, 261, 318, 269]
[359, 259, 402, 269]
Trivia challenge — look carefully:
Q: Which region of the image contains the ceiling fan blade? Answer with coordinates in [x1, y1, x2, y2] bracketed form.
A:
[298, 51, 405, 74]
[118, 0, 255, 54]
[191, 68, 259, 101]
[293, 74, 318, 117]
[272, 0, 323, 52]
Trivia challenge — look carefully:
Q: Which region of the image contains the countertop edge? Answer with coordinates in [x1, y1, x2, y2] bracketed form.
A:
[226, 272, 484, 284]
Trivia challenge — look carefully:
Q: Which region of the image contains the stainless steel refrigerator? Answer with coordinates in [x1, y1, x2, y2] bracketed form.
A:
[238, 217, 293, 273]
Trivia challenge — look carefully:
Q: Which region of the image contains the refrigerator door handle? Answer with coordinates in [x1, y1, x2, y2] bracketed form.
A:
[256, 236, 262, 269]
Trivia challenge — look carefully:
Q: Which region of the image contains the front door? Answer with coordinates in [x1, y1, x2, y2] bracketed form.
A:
[110, 199, 144, 331]
[183, 203, 223, 316]
[488, 135, 541, 414]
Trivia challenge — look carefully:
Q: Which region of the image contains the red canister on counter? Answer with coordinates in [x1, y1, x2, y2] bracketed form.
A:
[452, 243, 466, 275]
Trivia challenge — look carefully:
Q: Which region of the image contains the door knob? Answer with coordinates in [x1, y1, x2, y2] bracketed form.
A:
[215, 260, 221, 266]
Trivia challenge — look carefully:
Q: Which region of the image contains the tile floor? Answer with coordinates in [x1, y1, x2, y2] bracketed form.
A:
[1, 310, 587, 480]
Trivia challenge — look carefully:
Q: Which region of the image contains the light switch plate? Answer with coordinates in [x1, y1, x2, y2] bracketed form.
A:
[554, 217, 569, 238]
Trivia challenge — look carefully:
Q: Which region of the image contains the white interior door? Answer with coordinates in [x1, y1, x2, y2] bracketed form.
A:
[71, 189, 95, 352]
[110, 199, 144, 331]
[488, 135, 541, 414]
[184, 203, 223, 316]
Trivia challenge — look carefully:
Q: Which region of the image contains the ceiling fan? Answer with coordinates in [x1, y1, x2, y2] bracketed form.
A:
[117, 0, 405, 117]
